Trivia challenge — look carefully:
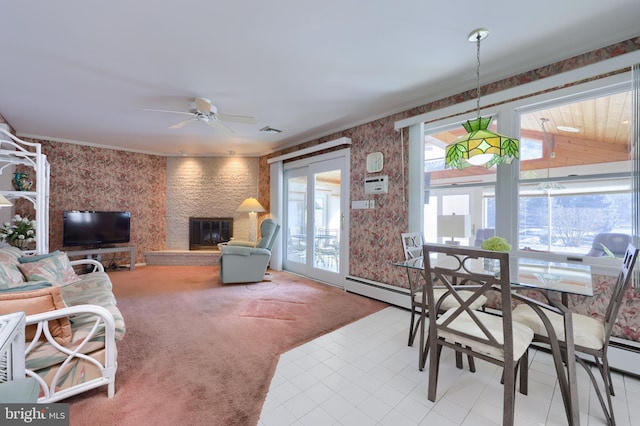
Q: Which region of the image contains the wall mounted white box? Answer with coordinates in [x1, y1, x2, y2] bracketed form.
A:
[364, 175, 388, 194]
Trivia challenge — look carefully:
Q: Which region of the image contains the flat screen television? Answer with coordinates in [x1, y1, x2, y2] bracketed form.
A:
[63, 211, 131, 247]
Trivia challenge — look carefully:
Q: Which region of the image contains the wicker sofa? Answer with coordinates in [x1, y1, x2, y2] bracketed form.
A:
[0, 246, 125, 402]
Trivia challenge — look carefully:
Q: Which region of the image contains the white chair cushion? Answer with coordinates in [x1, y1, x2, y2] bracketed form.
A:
[436, 308, 534, 361]
[512, 304, 605, 350]
[415, 289, 487, 311]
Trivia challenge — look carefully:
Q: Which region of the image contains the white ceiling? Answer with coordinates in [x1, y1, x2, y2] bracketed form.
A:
[1, 1, 639, 157]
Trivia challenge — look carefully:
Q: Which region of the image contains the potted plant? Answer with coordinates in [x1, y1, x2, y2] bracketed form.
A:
[481, 236, 512, 252]
[0, 214, 36, 249]
[481, 236, 511, 273]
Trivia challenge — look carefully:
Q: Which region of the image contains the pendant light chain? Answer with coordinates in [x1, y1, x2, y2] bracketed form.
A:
[475, 33, 481, 121]
[444, 28, 520, 169]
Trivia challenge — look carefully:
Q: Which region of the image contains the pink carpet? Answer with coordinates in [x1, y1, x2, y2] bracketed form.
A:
[66, 266, 388, 425]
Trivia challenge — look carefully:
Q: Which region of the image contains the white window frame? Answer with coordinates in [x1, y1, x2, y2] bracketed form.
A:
[403, 55, 640, 271]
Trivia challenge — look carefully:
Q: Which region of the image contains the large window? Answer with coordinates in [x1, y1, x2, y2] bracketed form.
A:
[421, 75, 635, 265]
[423, 121, 498, 246]
[517, 89, 632, 256]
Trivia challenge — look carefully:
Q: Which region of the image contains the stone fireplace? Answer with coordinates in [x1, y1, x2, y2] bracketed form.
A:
[189, 217, 233, 250]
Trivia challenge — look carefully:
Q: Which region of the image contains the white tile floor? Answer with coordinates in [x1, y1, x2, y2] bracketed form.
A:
[259, 306, 640, 426]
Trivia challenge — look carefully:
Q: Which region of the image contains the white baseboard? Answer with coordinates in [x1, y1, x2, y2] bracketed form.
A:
[345, 275, 411, 310]
[609, 338, 640, 377]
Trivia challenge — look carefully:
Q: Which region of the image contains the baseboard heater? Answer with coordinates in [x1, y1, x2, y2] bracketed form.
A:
[608, 337, 640, 377]
[345, 275, 410, 309]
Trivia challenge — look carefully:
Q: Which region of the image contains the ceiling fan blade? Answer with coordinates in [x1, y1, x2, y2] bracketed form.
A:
[195, 97, 212, 114]
[144, 108, 195, 117]
[169, 118, 196, 129]
[217, 113, 257, 124]
[208, 118, 235, 135]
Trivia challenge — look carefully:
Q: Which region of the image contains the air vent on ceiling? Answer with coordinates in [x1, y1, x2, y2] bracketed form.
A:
[260, 126, 282, 134]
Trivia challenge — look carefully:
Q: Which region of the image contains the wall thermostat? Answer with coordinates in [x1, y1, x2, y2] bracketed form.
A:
[364, 175, 388, 194]
[366, 152, 384, 173]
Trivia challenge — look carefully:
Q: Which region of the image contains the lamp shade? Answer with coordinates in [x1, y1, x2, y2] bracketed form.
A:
[437, 214, 470, 239]
[444, 29, 520, 169]
[236, 197, 266, 213]
[0, 194, 12, 207]
[445, 116, 519, 169]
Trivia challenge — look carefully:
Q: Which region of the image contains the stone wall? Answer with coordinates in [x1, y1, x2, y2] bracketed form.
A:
[165, 156, 260, 250]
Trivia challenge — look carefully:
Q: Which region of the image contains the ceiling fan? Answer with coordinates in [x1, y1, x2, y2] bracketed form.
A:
[145, 97, 257, 134]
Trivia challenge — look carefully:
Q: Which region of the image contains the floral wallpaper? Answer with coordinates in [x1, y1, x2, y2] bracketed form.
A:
[16, 138, 166, 265]
[3, 37, 640, 340]
[259, 36, 640, 342]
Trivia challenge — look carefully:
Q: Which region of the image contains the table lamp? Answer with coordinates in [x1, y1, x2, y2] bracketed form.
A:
[437, 214, 470, 245]
[236, 197, 266, 242]
[0, 194, 12, 207]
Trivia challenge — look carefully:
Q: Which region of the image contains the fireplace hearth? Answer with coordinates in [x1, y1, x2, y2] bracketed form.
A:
[189, 217, 233, 250]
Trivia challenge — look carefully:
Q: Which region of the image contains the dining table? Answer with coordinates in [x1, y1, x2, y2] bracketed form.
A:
[393, 253, 602, 426]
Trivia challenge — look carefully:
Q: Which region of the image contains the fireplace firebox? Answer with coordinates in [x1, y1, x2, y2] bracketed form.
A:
[189, 217, 233, 250]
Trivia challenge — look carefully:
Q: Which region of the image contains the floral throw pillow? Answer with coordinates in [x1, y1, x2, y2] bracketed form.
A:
[0, 262, 26, 289]
[18, 252, 81, 287]
[0, 246, 25, 262]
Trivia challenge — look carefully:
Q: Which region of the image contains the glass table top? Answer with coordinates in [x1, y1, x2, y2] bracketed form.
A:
[393, 255, 595, 297]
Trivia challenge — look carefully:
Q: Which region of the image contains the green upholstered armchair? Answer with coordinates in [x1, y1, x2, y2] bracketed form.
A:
[219, 218, 280, 284]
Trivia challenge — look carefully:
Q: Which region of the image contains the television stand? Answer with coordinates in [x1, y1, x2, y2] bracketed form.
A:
[66, 246, 136, 271]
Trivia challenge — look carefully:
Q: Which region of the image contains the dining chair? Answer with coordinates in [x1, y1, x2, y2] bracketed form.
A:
[400, 233, 487, 349]
[421, 244, 534, 426]
[512, 243, 638, 425]
[401, 232, 428, 348]
[287, 232, 307, 262]
[400, 233, 486, 372]
[316, 228, 339, 267]
[401, 232, 424, 261]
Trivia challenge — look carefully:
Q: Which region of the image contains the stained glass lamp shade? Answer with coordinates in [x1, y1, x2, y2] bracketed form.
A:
[445, 116, 519, 169]
[444, 29, 520, 170]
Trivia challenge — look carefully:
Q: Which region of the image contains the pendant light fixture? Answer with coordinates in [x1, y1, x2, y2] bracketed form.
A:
[535, 117, 565, 192]
[445, 29, 519, 169]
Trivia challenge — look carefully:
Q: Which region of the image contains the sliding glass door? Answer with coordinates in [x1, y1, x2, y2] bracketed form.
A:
[283, 155, 347, 286]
